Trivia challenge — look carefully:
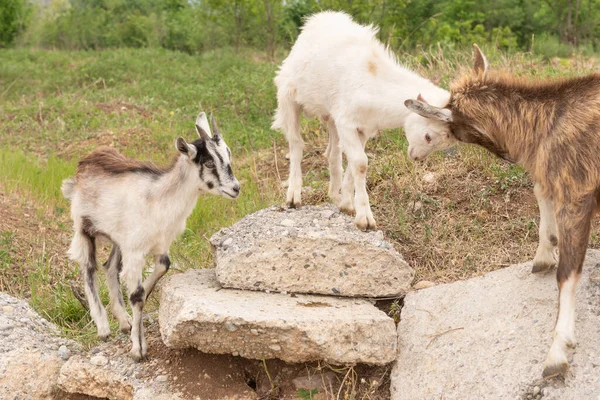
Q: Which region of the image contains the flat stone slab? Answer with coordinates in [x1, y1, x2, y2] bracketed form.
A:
[210, 205, 414, 297]
[159, 269, 397, 365]
[391, 250, 600, 400]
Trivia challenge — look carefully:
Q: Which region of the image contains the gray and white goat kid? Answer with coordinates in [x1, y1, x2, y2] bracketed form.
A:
[62, 112, 240, 361]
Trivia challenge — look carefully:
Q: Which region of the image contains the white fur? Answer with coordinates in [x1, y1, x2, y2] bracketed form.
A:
[543, 275, 578, 375]
[272, 11, 453, 229]
[64, 115, 239, 360]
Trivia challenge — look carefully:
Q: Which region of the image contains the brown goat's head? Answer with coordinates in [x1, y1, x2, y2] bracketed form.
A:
[404, 44, 493, 159]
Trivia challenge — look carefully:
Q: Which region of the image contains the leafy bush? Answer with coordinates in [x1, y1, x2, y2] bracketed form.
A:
[0, 0, 30, 48]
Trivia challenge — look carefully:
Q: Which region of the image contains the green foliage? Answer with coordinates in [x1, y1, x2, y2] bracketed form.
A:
[0, 0, 29, 47]
[297, 388, 319, 400]
[13, 0, 600, 54]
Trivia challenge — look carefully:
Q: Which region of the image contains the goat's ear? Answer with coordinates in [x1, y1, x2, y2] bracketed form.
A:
[404, 99, 453, 122]
[473, 44, 489, 75]
[210, 113, 222, 141]
[417, 93, 427, 103]
[175, 137, 198, 160]
[195, 112, 212, 140]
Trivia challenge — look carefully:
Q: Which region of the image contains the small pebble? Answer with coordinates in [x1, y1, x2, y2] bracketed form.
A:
[422, 172, 436, 184]
[413, 201, 422, 211]
[225, 322, 237, 332]
[413, 280, 436, 290]
[155, 375, 168, 382]
[533, 386, 540, 395]
[269, 344, 281, 351]
[280, 219, 295, 227]
[250, 329, 259, 336]
[58, 345, 70, 361]
[2, 306, 14, 313]
[90, 355, 108, 366]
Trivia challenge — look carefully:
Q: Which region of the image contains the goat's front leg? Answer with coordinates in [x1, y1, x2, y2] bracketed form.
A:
[532, 183, 558, 273]
[143, 254, 171, 302]
[122, 252, 148, 362]
[326, 119, 343, 206]
[542, 194, 595, 378]
[341, 127, 376, 231]
[103, 245, 132, 334]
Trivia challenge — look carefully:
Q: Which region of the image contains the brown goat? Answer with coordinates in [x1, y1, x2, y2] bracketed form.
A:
[404, 45, 600, 379]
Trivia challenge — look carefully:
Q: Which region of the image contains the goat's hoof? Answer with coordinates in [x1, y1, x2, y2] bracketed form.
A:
[542, 362, 568, 379]
[355, 217, 377, 231]
[286, 200, 301, 209]
[120, 324, 132, 335]
[98, 334, 110, 342]
[339, 204, 355, 215]
[129, 350, 147, 362]
[532, 261, 555, 274]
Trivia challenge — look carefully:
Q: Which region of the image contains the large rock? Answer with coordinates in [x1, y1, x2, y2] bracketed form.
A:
[0, 292, 78, 399]
[391, 250, 600, 400]
[210, 205, 414, 297]
[159, 269, 397, 365]
[58, 356, 136, 400]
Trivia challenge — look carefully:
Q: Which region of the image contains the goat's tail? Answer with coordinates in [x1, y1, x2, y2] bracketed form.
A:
[271, 82, 301, 141]
[61, 178, 75, 201]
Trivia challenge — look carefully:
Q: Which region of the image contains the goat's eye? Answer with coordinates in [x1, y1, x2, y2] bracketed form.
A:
[205, 160, 215, 169]
[425, 134, 432, 144]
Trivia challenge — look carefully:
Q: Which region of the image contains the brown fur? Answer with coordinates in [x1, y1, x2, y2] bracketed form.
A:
[367, 59, 377, 76]
[447, 69, 600, 282]
[76, 147, 176, 179]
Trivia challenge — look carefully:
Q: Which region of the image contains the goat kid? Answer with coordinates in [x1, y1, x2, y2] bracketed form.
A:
[272, 11, 454, 231]
[405, 45, 600, 378]
[62, 112, 240, 361]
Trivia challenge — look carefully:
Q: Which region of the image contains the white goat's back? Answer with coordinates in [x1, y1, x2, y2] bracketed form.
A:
[273, 11, 440, 132]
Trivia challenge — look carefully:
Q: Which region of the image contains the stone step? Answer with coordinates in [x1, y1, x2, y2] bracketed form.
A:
[159, 268, 397, 365]
[391, 250, 600, 400]
[210, 205, 414, 298]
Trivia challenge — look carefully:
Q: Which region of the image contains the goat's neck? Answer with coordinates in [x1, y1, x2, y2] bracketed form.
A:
[151, 157, 201, 218]
[370, 63, 450, 130]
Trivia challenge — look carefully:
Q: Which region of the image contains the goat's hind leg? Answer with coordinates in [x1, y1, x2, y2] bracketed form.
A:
[143, 253, 171, 302]
[103, 245, 131, 334]
[274, 87, 304, 208]
[542, 195, 594, 378]
[68, 230, 110, 340]
[326, 119, 343, 206]
[122, 253, 148, 361]
[532, 183, 558, 273]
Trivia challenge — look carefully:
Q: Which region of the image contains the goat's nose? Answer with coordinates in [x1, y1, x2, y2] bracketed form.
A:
[232, 183, 240, 194]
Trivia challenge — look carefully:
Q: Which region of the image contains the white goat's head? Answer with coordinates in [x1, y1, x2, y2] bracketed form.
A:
[403, 94, 457, 161]
[175, 112, 240, 198]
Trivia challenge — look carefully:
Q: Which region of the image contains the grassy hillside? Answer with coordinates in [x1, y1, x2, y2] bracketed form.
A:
[1, 46, 599, 343]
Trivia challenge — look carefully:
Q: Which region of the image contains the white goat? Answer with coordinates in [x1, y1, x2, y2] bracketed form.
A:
[272, 11, 455, 230]
[62, 112, 240, 361]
